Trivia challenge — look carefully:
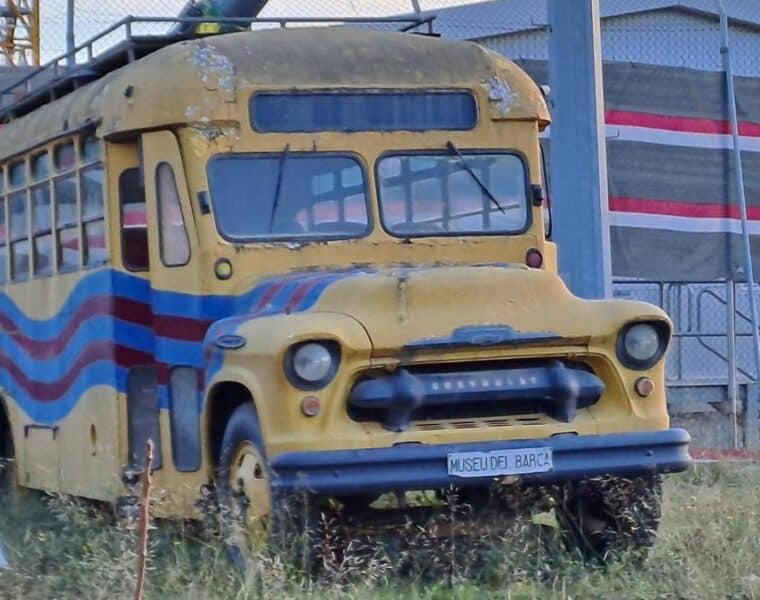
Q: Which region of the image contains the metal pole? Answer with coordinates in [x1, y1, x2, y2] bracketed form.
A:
[726, 280, 738, 447]
[547, 0, 612, 299]
[66, 0, 75, 67]
[717, 1, 760, 407]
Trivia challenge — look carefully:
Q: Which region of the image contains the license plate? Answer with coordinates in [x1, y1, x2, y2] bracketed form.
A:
[447, 447, 553, 478]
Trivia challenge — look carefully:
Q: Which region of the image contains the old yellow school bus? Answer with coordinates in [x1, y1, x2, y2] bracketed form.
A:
[0, 17, 689, 562]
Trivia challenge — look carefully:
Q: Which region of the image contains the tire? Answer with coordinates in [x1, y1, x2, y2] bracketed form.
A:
[556, 474, 662, 563]
[216, 403, 320, 571]
[0, 408, 14, 494]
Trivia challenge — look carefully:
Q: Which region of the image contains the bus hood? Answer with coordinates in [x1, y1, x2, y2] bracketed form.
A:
[287, 264, 630, 355]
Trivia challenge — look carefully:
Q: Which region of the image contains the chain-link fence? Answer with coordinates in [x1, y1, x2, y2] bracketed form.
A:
[40, 0, 476, 61]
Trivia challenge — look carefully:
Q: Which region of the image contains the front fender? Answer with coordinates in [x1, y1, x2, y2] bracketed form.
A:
[204, 311, 373, 452]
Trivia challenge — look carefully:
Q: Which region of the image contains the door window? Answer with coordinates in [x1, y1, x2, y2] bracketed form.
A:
[120, 168, 149, 271]
[156, 163, 190, 267]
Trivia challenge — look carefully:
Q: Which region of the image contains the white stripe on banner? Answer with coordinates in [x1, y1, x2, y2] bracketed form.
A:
[541, 125, 760, 152]
[605, 125, 760, 152]
[0, 541, 7, 569]
[610, 211, 760, 235]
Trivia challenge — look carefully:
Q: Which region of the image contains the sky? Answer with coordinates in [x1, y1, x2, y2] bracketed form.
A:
[39, 0, 479, 61]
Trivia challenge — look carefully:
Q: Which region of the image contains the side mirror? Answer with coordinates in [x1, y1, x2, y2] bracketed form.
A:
[530, 183, 551, 238]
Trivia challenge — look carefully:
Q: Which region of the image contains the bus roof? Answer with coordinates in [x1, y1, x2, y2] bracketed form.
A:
[0, 27, 549, 162]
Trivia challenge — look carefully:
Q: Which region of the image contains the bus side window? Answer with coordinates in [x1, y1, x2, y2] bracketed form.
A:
[9, 160, 28, 281]
[119, 168, 149, 271]
[81, 163, 106, 267]
[127, 366, 162, 470]
[156, 163, 190, 267]
[31, 150, 53, 276]
[54, 172, 79, 271]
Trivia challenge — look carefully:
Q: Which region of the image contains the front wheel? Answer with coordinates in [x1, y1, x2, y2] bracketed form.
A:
[216, 403, 320, 570]
[556, 474, 662, 563]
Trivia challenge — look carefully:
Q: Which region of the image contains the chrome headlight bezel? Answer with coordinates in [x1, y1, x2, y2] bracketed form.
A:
[616, 321, 669, 370]
[285, 340, 341, 390]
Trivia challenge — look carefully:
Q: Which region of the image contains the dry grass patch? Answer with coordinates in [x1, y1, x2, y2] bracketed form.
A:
[0, 463, 759, 599]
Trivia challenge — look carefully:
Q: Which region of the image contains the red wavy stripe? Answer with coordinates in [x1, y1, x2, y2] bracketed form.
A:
[0, 295, 209, 361]
[4, 342, 152, 402]
[606, 110, 760, 137]
[610, 196, 760, 220]
[251, 279, 289, 313]
[154, 313, 212, 342]
[283, 274, 333, 313]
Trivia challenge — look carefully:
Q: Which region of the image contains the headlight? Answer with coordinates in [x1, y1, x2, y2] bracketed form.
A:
[617, 322, 668, 370]
[286, 341, 340, 389]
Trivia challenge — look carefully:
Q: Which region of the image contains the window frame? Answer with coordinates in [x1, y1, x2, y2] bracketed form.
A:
[119, 167, 150, 273]
[30, 177, 53, 277]
[206, 151, 373, 244]
[50, 137, 84, 276]
[375, 148, 533, 239]
[79, 160, 107, 268]
[0, 129, 107, 283]
[250, 89, 478, 133]
[8, 160, 29, 282]
[168, 365, 201, 472]
[155, 161, 191, 268]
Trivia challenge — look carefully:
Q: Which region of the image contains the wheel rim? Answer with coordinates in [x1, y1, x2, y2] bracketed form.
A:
[228, 441, 272, 552]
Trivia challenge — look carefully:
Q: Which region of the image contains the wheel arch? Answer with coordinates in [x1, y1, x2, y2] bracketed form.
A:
[204, 380, 258, 476]
[0, 394, 13, 456]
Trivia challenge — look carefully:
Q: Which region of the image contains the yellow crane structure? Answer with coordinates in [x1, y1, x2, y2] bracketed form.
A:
[0, 0, 39, 66]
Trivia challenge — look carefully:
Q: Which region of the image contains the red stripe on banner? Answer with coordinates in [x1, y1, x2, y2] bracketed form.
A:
[609, 196, 760, 220]
[606, 110, 760, 138]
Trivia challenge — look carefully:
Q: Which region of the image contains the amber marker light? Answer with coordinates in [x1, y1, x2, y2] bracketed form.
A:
[214, 258, 233, 280]
[300, 395, 321, 417]
[634, 377, 655, 398]
[526, 248, 543, 268]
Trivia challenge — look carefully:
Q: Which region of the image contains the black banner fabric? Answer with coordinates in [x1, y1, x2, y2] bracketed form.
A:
[518, 60, 760, 281]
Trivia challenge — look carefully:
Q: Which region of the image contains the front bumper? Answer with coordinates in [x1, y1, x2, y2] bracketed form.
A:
[270, 428, 691, 496]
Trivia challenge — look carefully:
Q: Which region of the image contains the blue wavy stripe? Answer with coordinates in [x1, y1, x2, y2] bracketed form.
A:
[5, 268, 368, 423]
[4, 361, 123, 423]
[0, 319, 149, 382]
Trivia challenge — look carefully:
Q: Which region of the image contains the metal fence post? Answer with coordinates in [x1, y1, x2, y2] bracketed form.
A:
[726, 280, 738, 447]
[547, 0, 612, 299]
[66, 0, 76, 66]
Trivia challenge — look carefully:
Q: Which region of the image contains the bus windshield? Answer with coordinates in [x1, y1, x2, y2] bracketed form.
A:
[207, 153, 370, 241]
[377, 152, 529, 237]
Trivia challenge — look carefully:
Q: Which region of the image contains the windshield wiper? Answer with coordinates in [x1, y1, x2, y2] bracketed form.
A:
[268, 143, 291, 231]
[446, 141, 505, 214]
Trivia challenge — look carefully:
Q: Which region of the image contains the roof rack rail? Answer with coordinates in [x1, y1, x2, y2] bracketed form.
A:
[0, 14, 437, 124]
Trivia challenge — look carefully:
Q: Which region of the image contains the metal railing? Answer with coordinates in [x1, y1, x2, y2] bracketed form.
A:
[614, 280, 760, 387]
[0, 14, 436, 114]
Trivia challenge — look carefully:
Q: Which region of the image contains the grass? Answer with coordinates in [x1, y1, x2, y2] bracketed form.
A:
[1, 463, 760, 599]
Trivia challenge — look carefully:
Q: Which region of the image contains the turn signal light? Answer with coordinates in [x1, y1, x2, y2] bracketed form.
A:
[300, 395, 321, 417]
[214, 258, 233, 280]
[526, 248, 543, 268]
[634, 377, 655, 398]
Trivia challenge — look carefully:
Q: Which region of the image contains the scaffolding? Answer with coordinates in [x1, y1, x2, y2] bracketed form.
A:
[0, 0, 39, 66]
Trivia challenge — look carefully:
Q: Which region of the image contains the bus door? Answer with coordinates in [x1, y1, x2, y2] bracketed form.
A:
[140, 130, 203, 475]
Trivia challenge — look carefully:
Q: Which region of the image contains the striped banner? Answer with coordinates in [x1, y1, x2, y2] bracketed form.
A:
[519, 60, 760, 281]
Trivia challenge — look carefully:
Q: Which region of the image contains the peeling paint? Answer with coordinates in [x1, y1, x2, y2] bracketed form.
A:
[487, 75, 519, 115]
[190, 43, 237, 95]
[396, 273, 409, 324]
